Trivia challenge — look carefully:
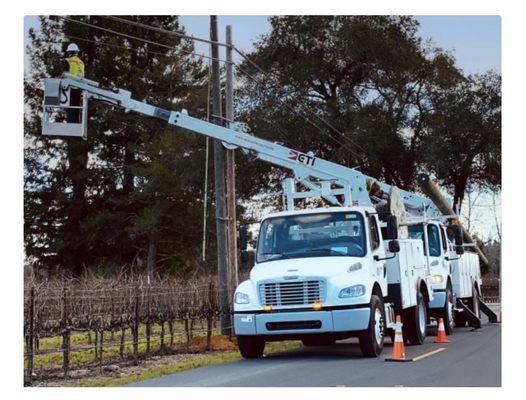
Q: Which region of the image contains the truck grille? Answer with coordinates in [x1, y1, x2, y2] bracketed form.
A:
[259, 280, 326, 307]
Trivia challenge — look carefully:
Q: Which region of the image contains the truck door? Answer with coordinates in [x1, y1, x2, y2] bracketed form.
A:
[440, 226, 451, 275]
[368, 215, 386, 284]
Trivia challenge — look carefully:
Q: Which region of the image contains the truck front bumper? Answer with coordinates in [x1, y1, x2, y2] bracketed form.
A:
[234, 307, 370, 336]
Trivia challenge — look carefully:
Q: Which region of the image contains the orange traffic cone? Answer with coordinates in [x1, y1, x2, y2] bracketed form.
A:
[435, 318, 450, 343]
[386, 315, 411, 362]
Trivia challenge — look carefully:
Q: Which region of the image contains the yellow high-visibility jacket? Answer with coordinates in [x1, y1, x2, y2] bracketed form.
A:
[66, 55, 85, 78]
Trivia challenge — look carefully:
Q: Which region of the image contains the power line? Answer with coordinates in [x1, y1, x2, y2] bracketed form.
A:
[87, 16, 363, 158]
[58, 16, 228, 64]
[59, 16, 367, 161]
[104, 16, 228, 48]
[234, 47, 373, 158]
[61, 17, 350, 153]
[64, 34, 168, 57]
[234, 65, 358, 156]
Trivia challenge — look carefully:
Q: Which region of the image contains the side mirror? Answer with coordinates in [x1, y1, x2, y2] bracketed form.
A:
[453, 225, 463, 246]
[238, 226, 248, 251]
[388, 240, 400, 254]
[386, 215, 398, 240]
[455, 245, 464, 255]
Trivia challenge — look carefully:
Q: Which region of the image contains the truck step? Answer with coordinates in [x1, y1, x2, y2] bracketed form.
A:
[479, 300, 499, 323]
[456, 299, 482, 329]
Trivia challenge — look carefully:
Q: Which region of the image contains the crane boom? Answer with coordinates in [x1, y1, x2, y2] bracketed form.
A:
[42, 76, 441, 216]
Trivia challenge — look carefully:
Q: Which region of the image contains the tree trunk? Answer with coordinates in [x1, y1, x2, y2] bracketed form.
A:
[146, 225, 159, 279]
[65, 139, 89, 276]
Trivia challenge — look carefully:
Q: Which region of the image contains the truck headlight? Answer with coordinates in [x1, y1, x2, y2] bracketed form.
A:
[234, 292, 250, 304]
[432, 275, 443, 284]
[339, 284, 365, 298]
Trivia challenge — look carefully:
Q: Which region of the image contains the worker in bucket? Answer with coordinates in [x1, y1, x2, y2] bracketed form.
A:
[63, 43, 85, 123]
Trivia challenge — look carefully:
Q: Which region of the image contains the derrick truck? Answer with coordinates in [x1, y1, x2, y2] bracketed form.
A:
[41, 75, 496, 358]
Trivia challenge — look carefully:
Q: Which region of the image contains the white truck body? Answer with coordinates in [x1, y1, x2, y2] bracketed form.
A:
[234, 207, 433, 348]
[451, 251, 482, 299]
[407, 220, 482, 308]
[384, 240, 433, 310]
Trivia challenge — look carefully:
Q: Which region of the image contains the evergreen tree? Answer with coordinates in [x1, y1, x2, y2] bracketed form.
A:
[24, 16, 211, 276]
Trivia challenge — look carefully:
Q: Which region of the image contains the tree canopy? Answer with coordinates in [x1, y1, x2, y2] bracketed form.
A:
[24, 16, 501, 277]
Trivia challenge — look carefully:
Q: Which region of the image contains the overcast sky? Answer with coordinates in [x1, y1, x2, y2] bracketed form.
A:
[23, 15, 501, 240]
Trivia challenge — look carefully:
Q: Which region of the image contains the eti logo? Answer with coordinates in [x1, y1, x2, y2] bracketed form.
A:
[289, 150, 316, 167]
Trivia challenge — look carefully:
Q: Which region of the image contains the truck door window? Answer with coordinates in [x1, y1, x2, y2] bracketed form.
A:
[368, 215, 380, 251]
[408, 224, 441, 257]
[440, 227, 448, 251]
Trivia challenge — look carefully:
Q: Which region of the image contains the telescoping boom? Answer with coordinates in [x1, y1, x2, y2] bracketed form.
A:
[42, 75, 442, 217]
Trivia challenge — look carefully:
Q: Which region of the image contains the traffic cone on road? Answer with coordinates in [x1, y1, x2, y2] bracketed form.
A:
[435, 318, 450, 343]
[386, 315, 411, 362]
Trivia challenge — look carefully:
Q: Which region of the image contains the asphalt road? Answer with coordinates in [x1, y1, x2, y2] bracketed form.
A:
[130, 308, 501, 387]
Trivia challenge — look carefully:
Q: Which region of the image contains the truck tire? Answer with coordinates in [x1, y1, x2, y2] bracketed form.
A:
[302, 336, 336, 346]
[237, 335, 265, 359]
[359, 294, 385, 357]
[441, 285, 455, 335]
[404, 290, 427, 345]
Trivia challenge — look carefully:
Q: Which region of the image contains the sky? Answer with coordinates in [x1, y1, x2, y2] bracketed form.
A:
[177, 15, 501, 75]
[25, 15, 501, 74]
[23, 15, 501, 239]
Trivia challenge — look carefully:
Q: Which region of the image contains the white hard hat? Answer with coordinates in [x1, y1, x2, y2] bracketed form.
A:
[66, 43, 80, 53]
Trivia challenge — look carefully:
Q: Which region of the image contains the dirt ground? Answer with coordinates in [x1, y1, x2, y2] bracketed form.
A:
[29, 335, 239, 387]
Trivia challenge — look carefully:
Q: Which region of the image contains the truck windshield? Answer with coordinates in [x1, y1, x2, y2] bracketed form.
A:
[256, 212, 366, 263]
[408, 224, 441, 257]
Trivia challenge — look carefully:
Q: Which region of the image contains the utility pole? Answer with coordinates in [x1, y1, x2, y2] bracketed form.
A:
[210, 16, 230, 335]
[225, 25, 239, 300]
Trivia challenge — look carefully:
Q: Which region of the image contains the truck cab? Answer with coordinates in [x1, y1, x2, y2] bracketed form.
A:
[407, 220, 456, 332]
[406, 219, 482, 332]
[233, 207, 432, 358]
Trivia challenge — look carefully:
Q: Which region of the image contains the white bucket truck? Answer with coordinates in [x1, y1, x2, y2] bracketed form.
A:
[234, 203, 436, 358]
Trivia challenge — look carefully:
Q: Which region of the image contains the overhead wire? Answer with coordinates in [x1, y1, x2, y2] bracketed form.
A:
[104, 15, 228, 48]
[234, 47, 374, 158]
[58, 16, 227, 64]
[60, 16, 370, 162]
[67, 16, 362, 158]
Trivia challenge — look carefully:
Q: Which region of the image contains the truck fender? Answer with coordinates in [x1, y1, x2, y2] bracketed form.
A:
[370, 281, 383, 301]
[415, 277, 431, 305]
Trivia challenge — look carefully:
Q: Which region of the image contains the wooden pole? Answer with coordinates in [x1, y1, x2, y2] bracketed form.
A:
[225, 24, 238, 333]
[210, 15, 230, 335]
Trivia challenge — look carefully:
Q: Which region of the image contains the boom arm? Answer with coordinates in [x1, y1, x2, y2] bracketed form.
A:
[42, 76, 440, 214]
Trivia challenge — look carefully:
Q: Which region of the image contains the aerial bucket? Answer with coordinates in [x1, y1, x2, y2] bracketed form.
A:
[42, 78, 88, 139]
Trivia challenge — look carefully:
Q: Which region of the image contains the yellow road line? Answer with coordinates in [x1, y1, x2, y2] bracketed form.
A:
[412, 347, 446, 362]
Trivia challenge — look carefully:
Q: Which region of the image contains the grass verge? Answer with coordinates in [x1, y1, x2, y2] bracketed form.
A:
[43, 340, 301, 387]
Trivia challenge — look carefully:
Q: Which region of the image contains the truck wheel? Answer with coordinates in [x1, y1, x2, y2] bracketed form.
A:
[302, 337, 336, 346]
[404, 290, 427, 345]
[237, 335, 265, 359]
[442, 285, 455, 335]
[359, 294, 385, 357]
